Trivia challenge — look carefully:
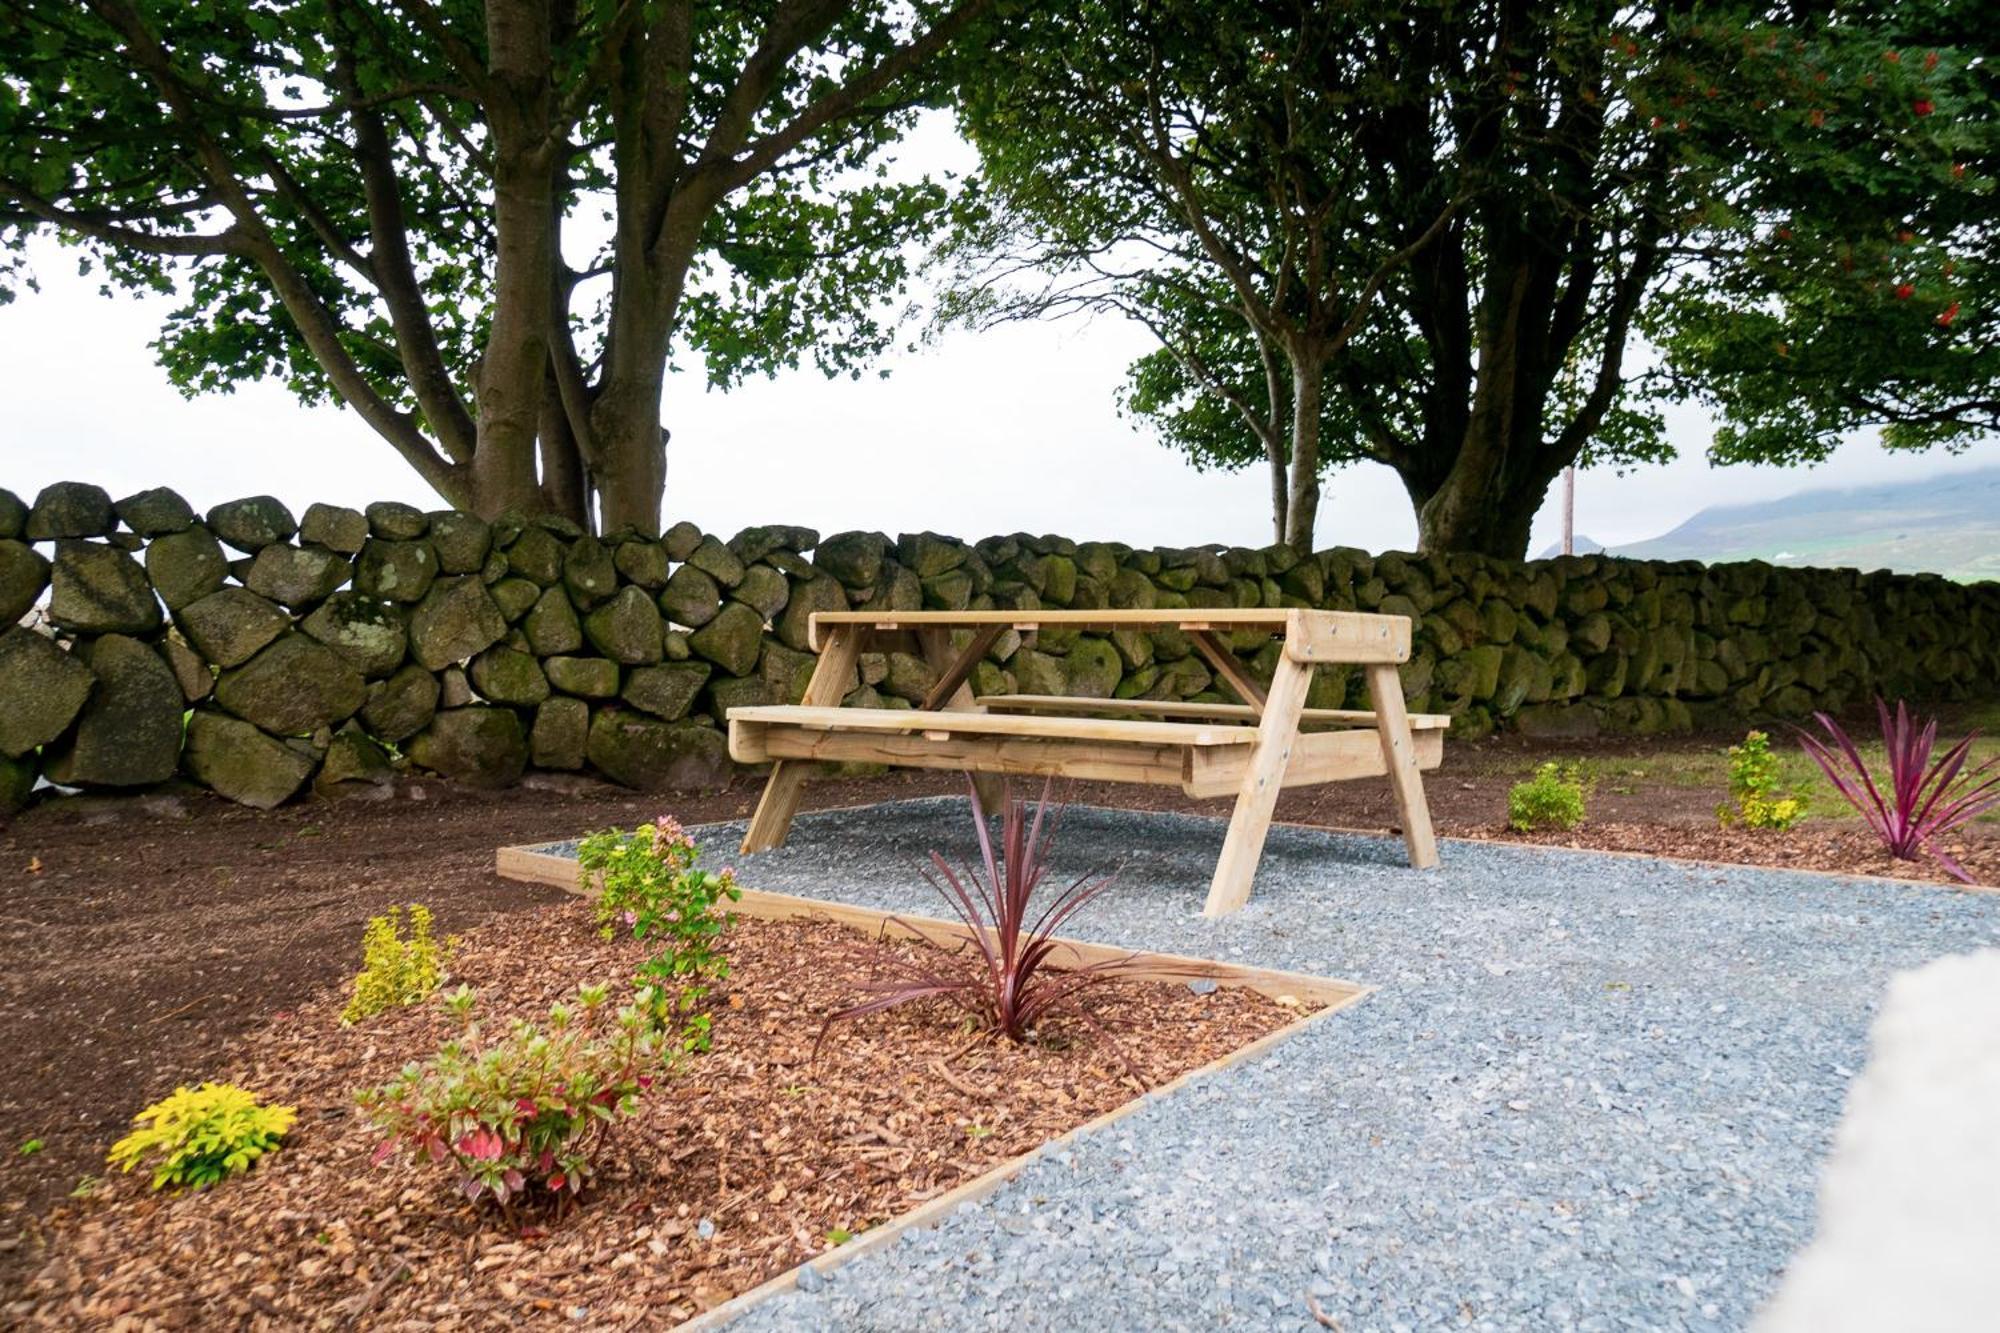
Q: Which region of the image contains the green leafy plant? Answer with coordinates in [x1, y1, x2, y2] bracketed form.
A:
[359, 982, 696, 1213]
[342, 904, 452, 1025]
[1508, 762, 1588, 832]
[577, 817, 741, 1034]
[18, 1138, 43, 1155]
[1720, 730, 1807, 831]
[1799, 700, 1999, 882]
[106, 1083, 297, 1192]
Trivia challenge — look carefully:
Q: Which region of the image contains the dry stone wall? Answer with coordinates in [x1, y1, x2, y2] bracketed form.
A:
[2, 479, 1996, 812]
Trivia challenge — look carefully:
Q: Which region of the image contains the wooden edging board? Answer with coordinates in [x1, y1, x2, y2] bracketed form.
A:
[492, 843, 1374, 1328]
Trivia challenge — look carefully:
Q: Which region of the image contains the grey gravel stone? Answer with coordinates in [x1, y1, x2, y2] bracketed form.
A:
[527, 799, 2000, 1333]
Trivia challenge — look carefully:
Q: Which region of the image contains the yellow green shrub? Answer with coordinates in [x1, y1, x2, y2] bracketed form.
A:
[107, 1083, 295, 1191]
[1508, 762, 1588, 832]
[342, 903, 451, 1025]
[1719, 730, 1807, 831]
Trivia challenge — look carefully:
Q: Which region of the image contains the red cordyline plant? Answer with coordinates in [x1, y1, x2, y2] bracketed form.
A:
[823, 778, 1132, 1045]
[1798, 698, 2000, 883]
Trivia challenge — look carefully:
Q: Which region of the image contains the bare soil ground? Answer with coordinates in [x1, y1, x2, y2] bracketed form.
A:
[2, 714, 1993, 1292]
[9, 901, 1297, 1327]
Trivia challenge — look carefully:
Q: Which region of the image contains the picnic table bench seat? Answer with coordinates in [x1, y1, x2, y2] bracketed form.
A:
[727, 607, 1445, 917]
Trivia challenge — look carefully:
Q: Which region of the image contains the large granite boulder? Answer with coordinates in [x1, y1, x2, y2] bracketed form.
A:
[25, 482, 114, 540]
[408, 706, 527, 787]
[427, 510, 491, 573]
[145, 525, 229, 611]
[113, 487, 195, 536]
[775, 573, 847, 653]
[685, 534, 745, 588]
[48, 540, 162, 635]
[360, 663, 439, 742]
[583, 586, 663, 665]
[214, 633, 366, 735]
[354, 538, 438, 603]
[530, 697, 589, 770]
[523, 585, 583, 655]
[621, 662, 711, 721]
[562, 536, 619, 609]
[0, 627, 94, 756]
[659, 564, 721, 628]
[299, 502, 369, 554]
[245, 542, 350, 609]
[688, 601, 763, 676]
[585, 709, 729, 790]
[0, 540, 50, 627]
[314, 727, 393, 796]
[814, 530, 890, 589]
[182, 710, 317, 807]
[505, 526, 565, 585]
[408, 576, 506, 670]
[176, 587, 290, 667]
[206, 495, 297, 552]
[301, 592, 409, 677]
[43, 634, 182, 787]
[470, 644, 550, 706]
[614, 539, 670, 589]
[365, 500, 429, 540]
[545, 655, 620, 698]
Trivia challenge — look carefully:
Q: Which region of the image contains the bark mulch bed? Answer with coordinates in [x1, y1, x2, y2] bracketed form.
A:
[9, 895, 1307, 1329]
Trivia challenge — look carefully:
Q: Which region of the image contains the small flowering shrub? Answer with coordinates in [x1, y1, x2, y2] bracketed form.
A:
[1719, 730, 1807, 830]
[359, 982, 697, 1211]
[1508, 762, 1588, 832]
[577, 817, 741, 1019]
[342, 903, 452, 1025]
[107, 1082, 296, 1191]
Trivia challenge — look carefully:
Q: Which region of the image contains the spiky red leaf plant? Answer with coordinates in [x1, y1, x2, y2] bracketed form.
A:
[822, 777, 1143, 1048]
[1798, 698, 2000, 883]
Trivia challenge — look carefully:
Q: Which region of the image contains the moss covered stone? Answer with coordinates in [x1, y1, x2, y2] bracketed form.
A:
[563, 536, 619, 609]
[48, 540, 161, 635]
[206, 495, 297, 552]
[622, 662, 711, 720]
[176, 587, 289, 667]
[409, 706, 527, 787]
[585, 710, 729, 790]
[299, 502, 369, 554]
[687, 600, 762, 676]
[181, 710, 316, 807]
[470, 644, 550, 706]
[44, 634, 182, 787]
[354, 538, 438, 603]
[144, 525, 228, 611]
[26, 481, 115, 540]
[523, 585, 583, 656]
[409, 576, 507, 670]
[0, 539, 49, 627]
[659, 563, 721, 628]
[545, 655, 620, 698]
[246, 542, 350, 609]
[361, 663, 439, 742]
[301, 592, 408, 678]
[582, 586, 664, 665]
[0, 627, 94, 757]
[114, 486, 195, 536]
[214, 633, 366, 735]
[530, 697, 590, 770]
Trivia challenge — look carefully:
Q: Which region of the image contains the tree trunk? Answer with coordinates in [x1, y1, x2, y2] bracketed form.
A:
[467, 0, 557, 519]
[1281, 352, 1324, 548]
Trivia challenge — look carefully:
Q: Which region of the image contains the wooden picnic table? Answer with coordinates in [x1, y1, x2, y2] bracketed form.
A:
[727, 607, 1443, 916]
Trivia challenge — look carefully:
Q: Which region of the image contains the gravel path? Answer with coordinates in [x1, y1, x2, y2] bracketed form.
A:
[542, 798, 2000, 1331]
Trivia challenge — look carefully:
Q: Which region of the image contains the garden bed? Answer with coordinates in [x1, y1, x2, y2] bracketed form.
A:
[11, 885, 1356, 1329]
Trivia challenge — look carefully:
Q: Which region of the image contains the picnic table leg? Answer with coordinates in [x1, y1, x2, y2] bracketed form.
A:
[740, 626, 862, 854]
[917, 628, 1009, 814]
[1202, 653, 1312, 917]
[1365, 662, 1440, 869]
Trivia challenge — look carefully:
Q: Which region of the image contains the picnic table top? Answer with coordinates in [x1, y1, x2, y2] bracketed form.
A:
[806, 607, 1411, 654]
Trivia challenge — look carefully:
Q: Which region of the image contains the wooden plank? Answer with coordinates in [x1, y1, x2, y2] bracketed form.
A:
[813, 608, 1305, 649]
[975, 694, 1454, 731]
[495, 846, 1370, 1005]
[1188, 629, 1269, 712]
[739, 625, 862, 854]
[732, 718, 1208, 789]
[1184, 727, 1444, 799]
[1202, 652, 1314, 917]
[1282, 608, 1411, 664]
[916, 626, 1007, 813]
[727, 704, 1254, 746]
[1366, 661, 1440, 870]
[919, 623, 1004, 711]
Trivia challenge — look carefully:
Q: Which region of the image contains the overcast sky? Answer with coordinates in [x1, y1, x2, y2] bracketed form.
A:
[4, 111, 1992, 555]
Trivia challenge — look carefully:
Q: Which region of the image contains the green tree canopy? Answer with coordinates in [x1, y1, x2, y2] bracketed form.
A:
[944, 0, 1992, 557]
[1, 0, 990, 532]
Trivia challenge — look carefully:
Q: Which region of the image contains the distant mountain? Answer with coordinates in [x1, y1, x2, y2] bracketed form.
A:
[1608, 467, 2000, 582]
[1535, 534, 1606, 558]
